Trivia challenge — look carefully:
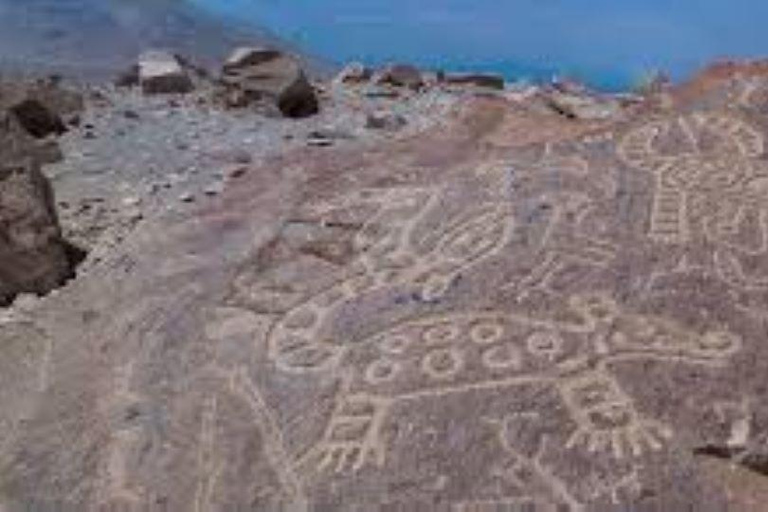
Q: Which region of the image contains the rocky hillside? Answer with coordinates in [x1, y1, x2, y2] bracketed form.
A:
[0, 0, 327, 80]
[2, 50, 768, 510]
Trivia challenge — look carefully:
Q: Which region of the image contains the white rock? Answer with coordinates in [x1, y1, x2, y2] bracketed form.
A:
[138, 50, 193, 95]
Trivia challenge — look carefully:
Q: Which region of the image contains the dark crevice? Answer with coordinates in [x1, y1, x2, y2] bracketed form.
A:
[694, 445, 768, 478]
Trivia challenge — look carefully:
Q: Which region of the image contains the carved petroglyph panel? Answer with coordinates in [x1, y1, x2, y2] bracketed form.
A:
[263, 186, 514, 376]
[280, 291, 742, 487]
[617, 112, 768, 296]
[218, 136, 753, 508]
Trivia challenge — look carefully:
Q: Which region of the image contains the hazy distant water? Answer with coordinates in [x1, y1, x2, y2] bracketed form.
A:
[189, 0, 768, 90]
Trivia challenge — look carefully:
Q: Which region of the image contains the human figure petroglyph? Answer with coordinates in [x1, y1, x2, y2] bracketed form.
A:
[295, 293, 740, 475]
[485, 415, 584, 512]
[507, 192, 617, 300]
[619, 112, 768, 291]
[96, 361, 145, 507]
[266, 186, 513, 374]
[228, 368, 308, 508]
[194, 396, 223, 512]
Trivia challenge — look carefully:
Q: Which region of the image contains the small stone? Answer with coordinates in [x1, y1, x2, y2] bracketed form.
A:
[179, 193, 194, 203]
[122, 197, 141, 207]
[363, 86, 400, 99]
[334, 62, 372, 84]
[226, 166, 248, 179]
[307, 137, 334, 147]
[123, 109, 140, 120]
[366, 111, 407, 131]
[126, 209, 143, 223]
[204, 184, 223, 196]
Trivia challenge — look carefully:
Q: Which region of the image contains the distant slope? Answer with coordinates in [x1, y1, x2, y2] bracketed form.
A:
[0, 0, 331, 81]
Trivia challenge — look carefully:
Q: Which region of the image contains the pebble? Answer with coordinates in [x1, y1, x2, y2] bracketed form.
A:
[204, 184, 223, 196]
[307, 137, 334, 147]
[179, 193, 194, 203]
[226, 166, 248, 179]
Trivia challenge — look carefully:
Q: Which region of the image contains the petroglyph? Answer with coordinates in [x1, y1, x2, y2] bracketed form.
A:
[619, 113, 766, 242]
[96, 361, 144, 507]
[509, 192, 617, 300]
[229, 368, 307, 507]
[292, 293, 740, 475]
[559, 370, 672, 459]
[265, 186, 513, 374]
[485, 415, 583, 511]
[194, 396, 222, 512]
[616, 112, 768, 294]
[299, 379, 391, 474]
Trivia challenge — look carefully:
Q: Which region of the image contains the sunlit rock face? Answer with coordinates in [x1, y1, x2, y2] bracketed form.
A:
[0, 110, 71, 306]
[2, 64, 768, 511]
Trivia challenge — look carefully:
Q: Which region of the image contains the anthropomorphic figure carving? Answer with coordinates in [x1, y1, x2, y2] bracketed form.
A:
[619, 112, 768, 291]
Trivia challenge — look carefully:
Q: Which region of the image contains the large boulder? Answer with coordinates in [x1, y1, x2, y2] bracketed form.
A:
[219, 47, 319, 118]
[138, 50, 194, 95]
[0, 112, 73, 306]
[442, 72, 506, 90]
[0, 77, 83, 137]
[372, 63, 424, 90]
[544, 88, 622, 120]
[3, 70, 768, 510]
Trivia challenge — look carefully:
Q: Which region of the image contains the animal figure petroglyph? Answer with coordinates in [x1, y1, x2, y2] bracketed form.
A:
[619, 113, 768, 290]
[294, 293, 740, 475]
[267, 187, 513, 374]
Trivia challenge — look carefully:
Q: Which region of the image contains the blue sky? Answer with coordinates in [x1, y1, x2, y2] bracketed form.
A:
[190, 0, 768, 89]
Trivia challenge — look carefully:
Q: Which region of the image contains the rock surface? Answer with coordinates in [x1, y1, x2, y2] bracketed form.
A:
[0, 111, 73, 306]
[2, 62, 768, 511]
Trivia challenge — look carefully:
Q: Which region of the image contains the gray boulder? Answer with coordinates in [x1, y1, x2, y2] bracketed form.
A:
[220, 47, 319, 118]
[138, 50, 194, 95]
[372, 63, 424, 90]
[442, 72, 505, 90]
[545, 89, 622, 120]
[0, 112, 74, 306]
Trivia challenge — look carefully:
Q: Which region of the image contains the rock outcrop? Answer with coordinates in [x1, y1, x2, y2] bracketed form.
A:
[2, 65, 768, 511]
[0, 111, 73, 306]
[219, 47, 319, 118]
